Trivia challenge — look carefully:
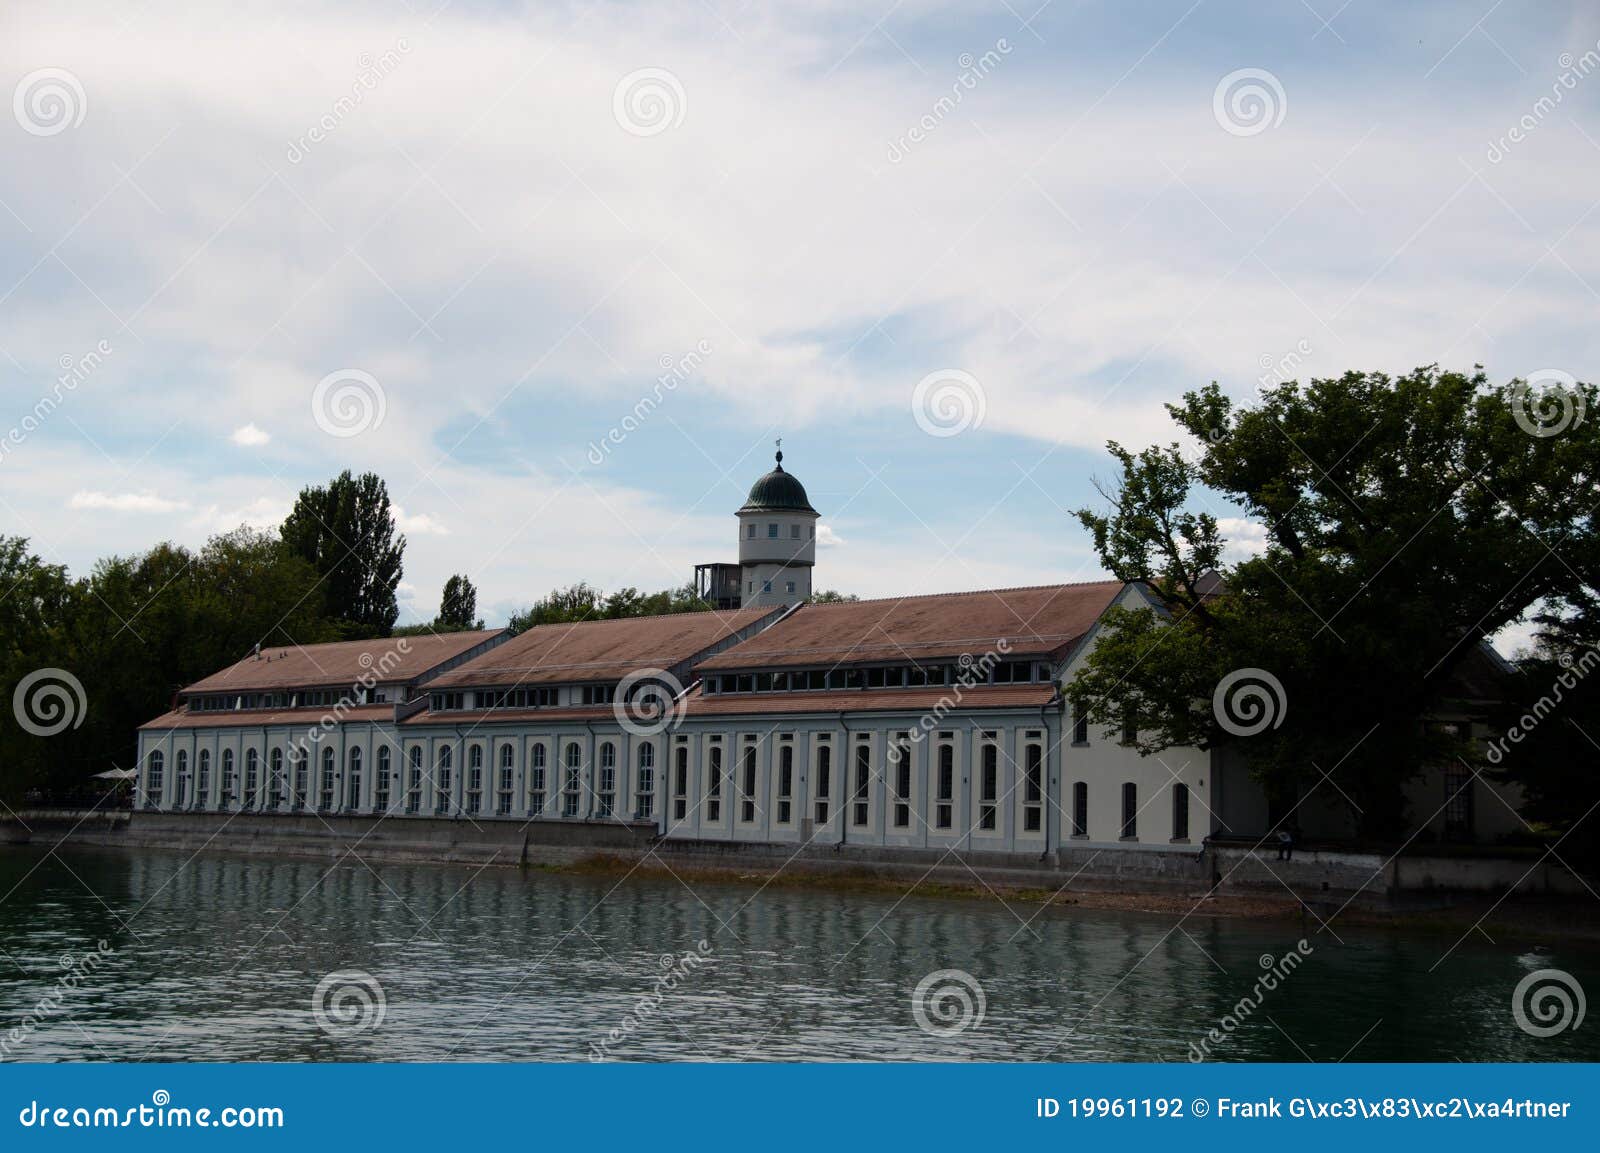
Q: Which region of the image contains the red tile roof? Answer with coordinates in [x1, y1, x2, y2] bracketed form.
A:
[682, 683, 1059, 718]
[180, 630, 504, 694]
[429, 606, 783, 688]
[693, 582, 1122, 672]
[141, 704, 396, 731]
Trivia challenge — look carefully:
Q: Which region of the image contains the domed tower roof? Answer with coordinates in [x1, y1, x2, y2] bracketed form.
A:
[738, 447, 817, 515]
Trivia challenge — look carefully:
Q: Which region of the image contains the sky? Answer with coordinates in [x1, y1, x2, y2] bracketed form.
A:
[1, 1, 1597, 643]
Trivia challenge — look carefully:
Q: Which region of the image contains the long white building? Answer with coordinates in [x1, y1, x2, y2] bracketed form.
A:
[136, 452, 1518, 854]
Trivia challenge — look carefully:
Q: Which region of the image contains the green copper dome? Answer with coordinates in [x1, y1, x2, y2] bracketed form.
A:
[739, 449, 817, 514]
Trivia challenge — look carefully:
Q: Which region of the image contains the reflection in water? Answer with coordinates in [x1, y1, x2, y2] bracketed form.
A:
[0, 846, 1595, 1062]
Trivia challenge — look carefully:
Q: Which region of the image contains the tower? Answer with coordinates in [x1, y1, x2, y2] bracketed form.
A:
[736, 443, 819, 607]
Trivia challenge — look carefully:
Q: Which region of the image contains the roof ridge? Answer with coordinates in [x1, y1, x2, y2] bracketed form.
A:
[795, 578, 1122, 609]
[512, 605, 770, 632]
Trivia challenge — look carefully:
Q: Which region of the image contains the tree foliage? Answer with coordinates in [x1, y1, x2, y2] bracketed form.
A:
[436, 574, 481, 631]
[1068, 367, 1597, 838]
[280, 470, 404, 637]
[506, 581, 713, 633]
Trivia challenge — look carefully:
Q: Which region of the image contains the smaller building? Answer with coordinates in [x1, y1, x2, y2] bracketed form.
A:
[696, 447, 819, 610]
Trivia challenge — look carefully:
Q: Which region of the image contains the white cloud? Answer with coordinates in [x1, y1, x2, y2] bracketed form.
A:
[1217, 517, 1269, 562]
[230, 423, 271, 446]
[68, 490, 189, 513]
[816, 523, 846, 547]
[394, 508, 450, 536]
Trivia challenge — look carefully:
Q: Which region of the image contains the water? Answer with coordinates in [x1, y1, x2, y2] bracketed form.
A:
[0, 845, 1595, 1062]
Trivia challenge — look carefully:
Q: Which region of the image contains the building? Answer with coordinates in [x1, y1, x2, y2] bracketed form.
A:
[135, 451, 1521, 855]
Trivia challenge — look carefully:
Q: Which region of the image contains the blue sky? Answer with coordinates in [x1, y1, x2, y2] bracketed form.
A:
[1, 1, 1597, 640]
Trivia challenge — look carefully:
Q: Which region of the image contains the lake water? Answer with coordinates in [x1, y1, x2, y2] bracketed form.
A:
[0, 845, 1595, 1062]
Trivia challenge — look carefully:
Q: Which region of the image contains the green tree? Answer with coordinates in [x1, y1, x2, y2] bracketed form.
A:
[280, 470, 404, 636]
[436, 574, 482, 631]
[1067, 367, 1597, 839]
[811, 589, 860, 603]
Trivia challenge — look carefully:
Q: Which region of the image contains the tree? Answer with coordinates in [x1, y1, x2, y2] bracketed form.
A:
[811, 589, 860, 603]
[436, 574, 482, 631]
[1067, 367, 1597, 839]
[506, 581, 713, 634]
[280, 471, 404, 636]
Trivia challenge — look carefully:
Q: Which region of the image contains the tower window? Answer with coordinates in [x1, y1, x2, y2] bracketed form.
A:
[763, 580, 772, 594]
[791, 524, 800, 539]
[747, 523, 756, 539]
[768, 523, 778, 538]
[785, 581, 796, 594]
[809, 526, 815, 538]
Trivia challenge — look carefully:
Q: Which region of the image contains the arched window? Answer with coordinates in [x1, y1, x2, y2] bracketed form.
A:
[436, 746, 454, 815]
[319, 746, 336, 811]
[563, 743, 583, 817]
[466, 744, 483, 814]
[597, 742, 616, 817]
[269, 747, 283, 810]
[175, 749, 189, 809]
[636, 743, 655, 819]
[406, 746, 423, 814]
[197, 748, 211, 808]
[347, 746, 362, 811]
[244, 748, 259, 809]
[221, 748, 236, 809]
[145, 750, 164, 810]
[375, 746, 391, 813]
[529, 743, 547, 814]
[497, 744, 514, 815]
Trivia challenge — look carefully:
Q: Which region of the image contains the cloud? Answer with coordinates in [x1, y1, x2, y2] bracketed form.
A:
[394, 507, 450, 536]
[230, 423, 271, 446]
[1217, 517, 1268, 562]
[68, 490, 189, 513]
[816, 523, 846, 547]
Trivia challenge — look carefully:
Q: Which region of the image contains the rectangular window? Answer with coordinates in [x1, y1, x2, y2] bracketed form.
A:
[747, 523, 756, 539]
[562, 745, 582, 817]
[706, 742, 723, 823]
[891, 737, 911, 829]
[406, 748, 421, 814]
[1073, 713, 1089, 744]
[529, 744, 547, 815]
[375, 747, 391, 813]
[636, 745, 655, 819]
[852, 740, 870, 828]
[1444, 768, 1474, 837]
[777, 743, 794, 825]
[497, 746, 514, 815]
[768, 523, 778, 538]
[1121, 782, 1138, 840]
[1172, 782, 1190, 841]
[814, 740, 832, 825]
[1121, 714, 1137, 746]
[1072, 781, 1088, 837]
[791, 524, 800, 538]
[935, 742, 954, 830]
[1023, 744, 1043, 832]
[673, 741, 689, 822]
[979, 743, 998, 831]
[740, 743, 757, 824]
[785, 581, 796, 594]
